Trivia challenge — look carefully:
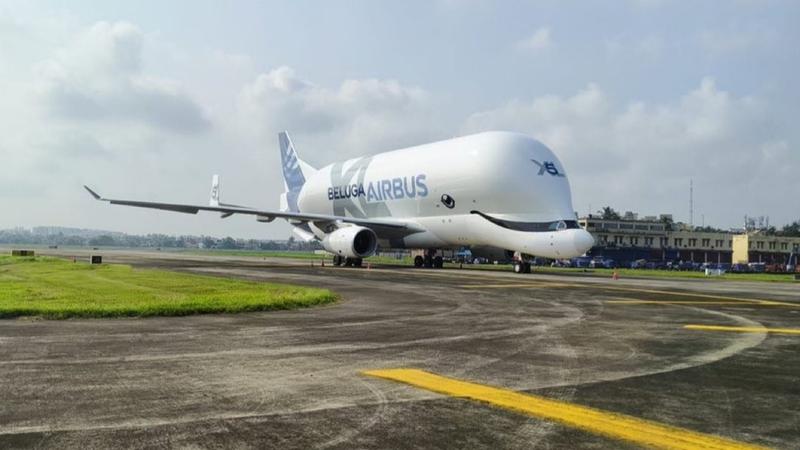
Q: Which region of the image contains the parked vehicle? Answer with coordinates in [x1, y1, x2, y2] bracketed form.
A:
[730, 263, 750, 273]
[765, 264, 786, 273]
[451, 249, 472, 263]
[571, 257, 592, 268]
[645, 261, 668, 270]
[590, 257, 617, 269]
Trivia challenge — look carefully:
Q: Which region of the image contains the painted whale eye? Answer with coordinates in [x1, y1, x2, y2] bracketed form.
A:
[441, 194, 455, 209]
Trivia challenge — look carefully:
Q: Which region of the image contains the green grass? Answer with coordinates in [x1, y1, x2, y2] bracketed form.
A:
[185, 249, 325, 260]
[527, 266, 796, 282]
[0, 256, 336, 319]
[185, 249, 416, 265]
[451, 263, 797, 282]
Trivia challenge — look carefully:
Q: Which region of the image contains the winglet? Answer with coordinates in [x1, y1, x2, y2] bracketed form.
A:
[209, 174, 220, 207]
[83, 185, 102, 200]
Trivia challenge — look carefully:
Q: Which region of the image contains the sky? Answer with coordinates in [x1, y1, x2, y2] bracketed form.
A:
[1, 0, 798, 238]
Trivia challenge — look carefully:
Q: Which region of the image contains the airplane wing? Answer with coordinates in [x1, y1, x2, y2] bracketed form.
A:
[83, 186, 422, 232]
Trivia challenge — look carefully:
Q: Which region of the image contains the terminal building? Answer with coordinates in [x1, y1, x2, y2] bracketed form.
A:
[578, 213, 800, 265]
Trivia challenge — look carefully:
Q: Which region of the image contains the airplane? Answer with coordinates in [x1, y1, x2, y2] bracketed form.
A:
[84, 131, 594, 273]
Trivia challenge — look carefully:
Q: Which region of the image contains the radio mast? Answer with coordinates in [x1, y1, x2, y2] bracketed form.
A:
[689, 178, 694, 229]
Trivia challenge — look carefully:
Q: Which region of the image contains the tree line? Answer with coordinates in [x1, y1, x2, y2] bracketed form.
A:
[0, 228, 321, 251]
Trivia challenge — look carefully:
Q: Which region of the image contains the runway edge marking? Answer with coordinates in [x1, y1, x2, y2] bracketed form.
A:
[363, 368, 770, 450]
[685, 325, 800, 335]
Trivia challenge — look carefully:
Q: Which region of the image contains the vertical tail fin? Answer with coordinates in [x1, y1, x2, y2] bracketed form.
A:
[278, 131, 315, 212]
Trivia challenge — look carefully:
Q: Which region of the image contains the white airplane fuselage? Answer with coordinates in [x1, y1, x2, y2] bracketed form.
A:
[296, 131, 593, 259]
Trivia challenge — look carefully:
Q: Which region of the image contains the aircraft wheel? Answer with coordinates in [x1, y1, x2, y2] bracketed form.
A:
[353, 258, 363, 268]
[344, 257, 360, 267]
[523, 262, 532, 273]
[433, 256, 444, 269]
[414, 255, 424, 267]
[333, 255, 343, 266]
[513, 262, 524, 274]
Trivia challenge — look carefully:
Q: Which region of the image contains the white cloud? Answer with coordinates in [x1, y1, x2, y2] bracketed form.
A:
[699, 26, 776, 55]
[34, 21, 210, 133]
[516, 27, 552, 52]
[236, 66, 441, 162]
[604, 34, 665, 60]
[461, 78, 795, 226]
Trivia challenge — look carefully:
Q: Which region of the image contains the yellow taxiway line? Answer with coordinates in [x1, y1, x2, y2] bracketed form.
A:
[363, 368, 769, 450]
[684, 324, 800, 335]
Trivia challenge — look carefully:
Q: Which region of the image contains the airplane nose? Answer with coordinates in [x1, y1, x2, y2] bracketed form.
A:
[572, 229, 594, 255]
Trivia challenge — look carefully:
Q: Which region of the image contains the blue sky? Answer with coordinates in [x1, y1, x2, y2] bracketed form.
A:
[1, 1, 798, 237]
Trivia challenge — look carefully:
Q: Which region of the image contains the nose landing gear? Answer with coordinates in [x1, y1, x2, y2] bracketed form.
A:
[513, 261, 532, 274]
[512, 251, 532, 274]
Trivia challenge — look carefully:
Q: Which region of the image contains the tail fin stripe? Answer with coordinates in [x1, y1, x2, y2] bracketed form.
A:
[279, 132, 306, 193]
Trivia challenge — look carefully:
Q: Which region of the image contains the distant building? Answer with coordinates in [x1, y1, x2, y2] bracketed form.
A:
[578, 215, 800, 265]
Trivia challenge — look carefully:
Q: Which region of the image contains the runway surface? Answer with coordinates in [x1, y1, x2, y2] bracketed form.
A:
[1, 250, 799, 449]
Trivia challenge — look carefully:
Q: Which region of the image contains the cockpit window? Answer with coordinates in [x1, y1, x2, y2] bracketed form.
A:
[471, 211, 579, 232]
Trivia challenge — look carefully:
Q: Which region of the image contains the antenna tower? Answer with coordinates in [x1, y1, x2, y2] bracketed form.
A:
[689, 178, 694, 229]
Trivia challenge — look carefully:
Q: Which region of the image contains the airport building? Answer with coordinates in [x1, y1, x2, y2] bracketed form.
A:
[578, 214, 800, 265]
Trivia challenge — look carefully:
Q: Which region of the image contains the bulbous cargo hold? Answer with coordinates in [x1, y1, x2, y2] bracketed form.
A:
[296, 131, 593, 260]
[299, 132, 575, 222]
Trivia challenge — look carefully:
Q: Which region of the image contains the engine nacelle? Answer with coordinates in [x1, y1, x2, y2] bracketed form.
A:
[321, 226, 378, 258]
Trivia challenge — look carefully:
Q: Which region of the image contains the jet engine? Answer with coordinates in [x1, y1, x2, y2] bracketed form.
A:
[322, 226, 378, 258]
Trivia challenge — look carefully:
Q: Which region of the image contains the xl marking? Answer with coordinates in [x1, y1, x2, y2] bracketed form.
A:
[531, 159, 566, 177]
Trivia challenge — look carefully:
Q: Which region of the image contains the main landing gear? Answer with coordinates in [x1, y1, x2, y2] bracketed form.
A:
[332, 255, 363, 267]
[413, 249, 443, 269]
[513, 261, 532, 274]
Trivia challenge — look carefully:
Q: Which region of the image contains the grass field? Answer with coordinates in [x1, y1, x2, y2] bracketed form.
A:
[0, 256, 336, 319]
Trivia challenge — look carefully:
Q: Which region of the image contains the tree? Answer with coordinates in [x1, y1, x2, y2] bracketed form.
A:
[660, 215, 675, 232]
[598, 206, 621, 220]
[780, 220, 800, 237]
[219, 237, 238, 249]
[88, 235, 116, 247]
[695, 226, 724, 233]
[202, 236, 217, 249]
